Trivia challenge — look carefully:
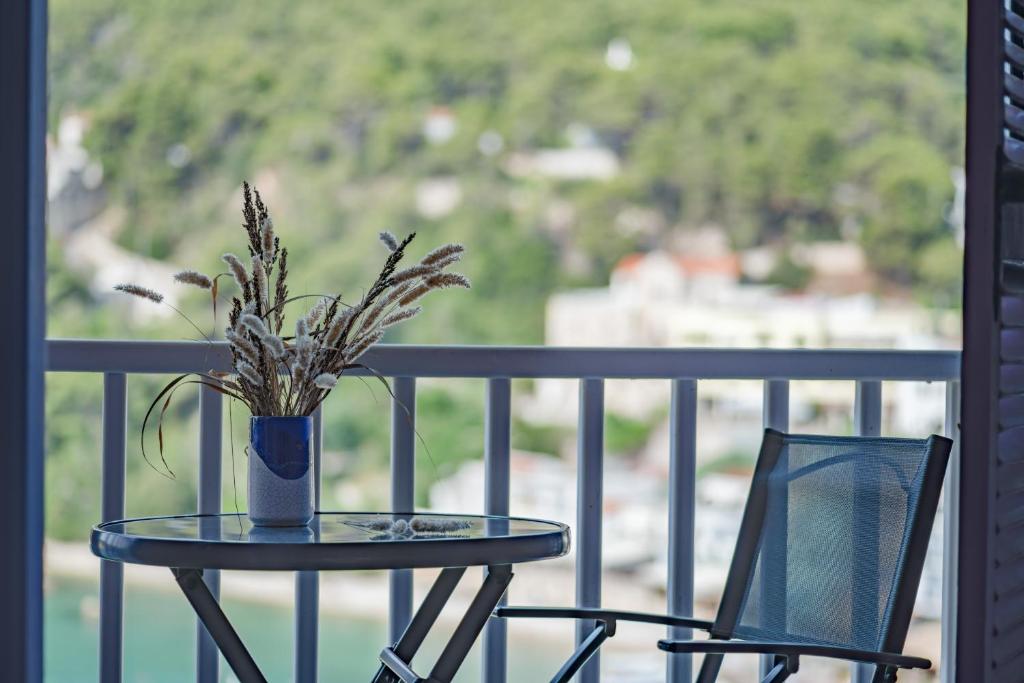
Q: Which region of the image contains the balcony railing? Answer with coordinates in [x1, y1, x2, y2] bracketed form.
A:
[45, 339, 961, 683]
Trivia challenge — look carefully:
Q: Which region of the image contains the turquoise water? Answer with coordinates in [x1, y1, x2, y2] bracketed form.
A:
[45, 576, 566, 682]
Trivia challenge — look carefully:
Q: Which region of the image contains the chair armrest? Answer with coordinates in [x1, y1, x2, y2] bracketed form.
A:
[656, 639, 931, 670]
[494, 606, 714, 631]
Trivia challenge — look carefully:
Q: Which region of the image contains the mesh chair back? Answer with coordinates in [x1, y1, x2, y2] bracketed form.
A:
[709, 429, 952, 656]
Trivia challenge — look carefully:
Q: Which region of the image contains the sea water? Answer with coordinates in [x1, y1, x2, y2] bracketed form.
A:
[44, 576, 565, 682]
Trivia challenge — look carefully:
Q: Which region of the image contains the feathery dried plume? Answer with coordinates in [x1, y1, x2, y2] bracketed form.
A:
[291, 317, 315, 378]
[292, 364, 307, 390]
[260, 216, 276, 263]
[237, 361, 263, 387]
[380, 281, 413, 306]
[173, 270, 213, 290]
[427, 272, 472, 290]
[225, 329, 259, 363]
[358, 297, 393, 334]
[271, 247, 289, 333]
[390, 263, 439, 285]
[421, 243, 465, 267]
[381, 306, 422, 328]
[303, 297, 328, 329]
[421, 252, 462, 271]
[397, 281, 432, 307]
[262, 334, 287, 359]
[294, 320, 315, 363]
[410, 517, 473, 533]
[251, 254, 268, 306]
[239, 313, 269, 338]
[222, 253, 249, 290]
[113, 283, 164, 304]
[324, 307, 356, 347]
[396, 272, 470, 307]
[346, 328, 384, 364]
[379, 231, 399, 252]
[313, 373, 338, 390]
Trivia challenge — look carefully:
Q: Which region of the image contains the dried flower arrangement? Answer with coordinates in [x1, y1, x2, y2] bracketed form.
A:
[113, 182, 469, 476]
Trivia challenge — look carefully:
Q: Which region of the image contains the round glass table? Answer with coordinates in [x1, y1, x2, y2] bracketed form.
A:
[91, 512, 570, 683]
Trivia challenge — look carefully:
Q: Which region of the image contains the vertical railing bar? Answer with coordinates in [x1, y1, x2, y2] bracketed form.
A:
[390, 377, 417, 644]
[941, 381, 960, 683]
[576, 378, 605, 683]
[295, 405, 323, 683]
[763, 380, 790, 431]
[759, 379, 789, 679]
[483, 378, 512, 683]
[196, 385, 222, 683]
[100, 373, 127, 683]
[854, 381, 883, 436]
[667, 379, 697, 683]
[852, 380, 882, 683]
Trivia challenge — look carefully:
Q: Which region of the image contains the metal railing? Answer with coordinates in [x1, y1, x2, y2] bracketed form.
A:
[45, 339, 961, 683]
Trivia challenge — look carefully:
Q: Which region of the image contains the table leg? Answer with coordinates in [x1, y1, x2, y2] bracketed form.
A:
[375, 565, 514, 683]
[373, 566, 467, 683]
[172, 568, 268, 683]
[428, 564, 512, 683]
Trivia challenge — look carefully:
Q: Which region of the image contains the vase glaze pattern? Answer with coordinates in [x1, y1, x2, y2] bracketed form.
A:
[248, 416, 314, 527]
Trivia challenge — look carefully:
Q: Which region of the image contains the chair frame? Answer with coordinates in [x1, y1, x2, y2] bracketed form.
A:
[495, 429, 953, 683]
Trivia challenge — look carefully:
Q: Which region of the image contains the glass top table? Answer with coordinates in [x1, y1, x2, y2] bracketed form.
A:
[91, 512, 570, 683]
[92, 511, 569, 571]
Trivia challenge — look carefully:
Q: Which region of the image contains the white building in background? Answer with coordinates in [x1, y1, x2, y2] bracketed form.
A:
[429, 451, 662, 569]
[526, 247, 958, 437]
[504, 147, 620, 181]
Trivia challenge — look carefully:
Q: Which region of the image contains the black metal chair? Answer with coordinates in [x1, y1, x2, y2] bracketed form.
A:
[496, 428, 953, 682]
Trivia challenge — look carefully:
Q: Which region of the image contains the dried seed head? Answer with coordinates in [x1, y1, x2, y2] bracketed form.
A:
[173, 270, 213, 290]
[426, 272, 471, 290]
[379, 231, 399, 252]
[390, 263, 438, 285]
[292, 361, 307, 389]
[420, 243, 465, 267]
[422, 253, 462, 271]
[346, 328, 385, 363]
[221, 253, 249, 289]
[313, 373, 338, 390]
[260, 216, 276, 263]
[325, 307, 355, 347]
[226, 329, 259, 362]
[113, 283, 164, 304]
[303, 297, 329, 329]
[236, 361, 263, 387]
[381, 306, 422, 328]
[410, 518, 472, 532]
[262, 334, 287, 359]
[251, 254, 268, 305]
[358, 297, 392, 334]
[397, 281, 432, 307]
[239, 313, 269, 338]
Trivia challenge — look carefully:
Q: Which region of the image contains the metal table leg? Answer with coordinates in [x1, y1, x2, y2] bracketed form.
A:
[375, 565, 514, 683]
[172, 568, 268, 683]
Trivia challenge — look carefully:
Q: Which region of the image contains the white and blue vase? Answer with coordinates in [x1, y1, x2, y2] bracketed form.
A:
[248, 416, 314, 527]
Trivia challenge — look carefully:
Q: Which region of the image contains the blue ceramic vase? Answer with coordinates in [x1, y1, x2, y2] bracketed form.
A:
[248, 416, 314, 527]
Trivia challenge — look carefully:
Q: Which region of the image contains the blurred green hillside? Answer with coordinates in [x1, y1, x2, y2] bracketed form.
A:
[44, 0, 965, 538]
